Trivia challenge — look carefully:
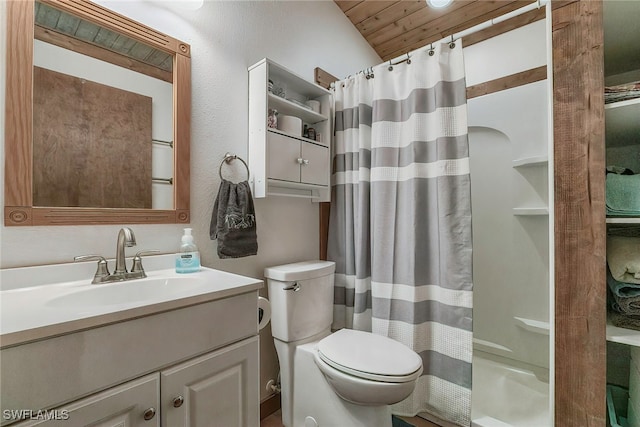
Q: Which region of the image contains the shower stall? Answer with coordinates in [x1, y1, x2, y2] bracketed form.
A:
[463, 11, 554, 427]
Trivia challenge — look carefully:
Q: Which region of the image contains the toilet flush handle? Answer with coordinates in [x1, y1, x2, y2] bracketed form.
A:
[283, 282, 301, 292]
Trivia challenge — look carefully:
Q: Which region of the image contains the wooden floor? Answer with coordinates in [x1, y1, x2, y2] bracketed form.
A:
[260, 410, 284, 427]
[260, 410, 440, 427]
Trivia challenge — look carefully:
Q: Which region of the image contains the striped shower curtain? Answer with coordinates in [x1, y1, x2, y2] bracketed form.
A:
[327, 41, 473, 426]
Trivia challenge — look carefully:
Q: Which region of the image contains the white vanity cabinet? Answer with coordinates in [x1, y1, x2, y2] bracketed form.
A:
[12, 374, 160, 427]
[249, 58, 332, 201]
[10, 337, 259, 427]
[161, 337, 259, 427]
[1, 291, 260, 427]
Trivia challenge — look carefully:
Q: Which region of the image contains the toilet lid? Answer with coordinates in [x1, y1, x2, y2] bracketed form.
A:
[317, 329, 423, 383]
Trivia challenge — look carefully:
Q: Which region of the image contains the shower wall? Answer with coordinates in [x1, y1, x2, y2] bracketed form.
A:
[464, 20, 551, 371]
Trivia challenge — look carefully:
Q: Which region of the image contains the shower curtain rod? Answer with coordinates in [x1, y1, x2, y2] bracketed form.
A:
[350, 0, 547, 78]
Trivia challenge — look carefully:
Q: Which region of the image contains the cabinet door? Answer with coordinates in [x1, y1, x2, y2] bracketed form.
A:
[300, 142, 329, 186]
[267, 132, 301, 183]
[161, 336, 259, 427]
[9, 374, 159, 427]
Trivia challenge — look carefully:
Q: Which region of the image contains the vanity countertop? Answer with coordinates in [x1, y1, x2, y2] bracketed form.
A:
[0, 257, 262, 348]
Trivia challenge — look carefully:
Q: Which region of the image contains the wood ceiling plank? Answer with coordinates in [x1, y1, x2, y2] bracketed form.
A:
[365, 0, 474, 49]
[379, 0, 529, 60]
[335, 1, 363, 13]
[345, 1, 399, 25]
[356, 0, 425, 37]
[446, 0, 531, 36]
[463, 6, 545, 48]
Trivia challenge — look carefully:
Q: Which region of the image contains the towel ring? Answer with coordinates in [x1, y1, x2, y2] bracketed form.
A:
[219, 153, 250, 181]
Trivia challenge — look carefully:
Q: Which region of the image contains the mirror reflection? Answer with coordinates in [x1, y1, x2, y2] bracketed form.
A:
[32, 1, 174, 209]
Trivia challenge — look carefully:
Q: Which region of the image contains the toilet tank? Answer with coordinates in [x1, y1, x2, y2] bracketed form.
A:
[265, 261, 335, 342]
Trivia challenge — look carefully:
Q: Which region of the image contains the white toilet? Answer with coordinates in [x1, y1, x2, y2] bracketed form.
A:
[265, 260, 423, 427]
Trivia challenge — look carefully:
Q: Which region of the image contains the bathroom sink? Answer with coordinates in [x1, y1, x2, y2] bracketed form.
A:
[45, 276, 205, 308]
[1, 255, 263, 348]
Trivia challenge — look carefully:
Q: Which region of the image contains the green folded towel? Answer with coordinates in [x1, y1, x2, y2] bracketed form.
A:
[606, 173, 640, 216]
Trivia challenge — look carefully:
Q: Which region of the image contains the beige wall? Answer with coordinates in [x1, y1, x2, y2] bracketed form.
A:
[0, 0, 380, 402]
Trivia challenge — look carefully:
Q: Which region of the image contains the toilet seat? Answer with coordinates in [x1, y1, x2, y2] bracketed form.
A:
[317, 329, 423, 383]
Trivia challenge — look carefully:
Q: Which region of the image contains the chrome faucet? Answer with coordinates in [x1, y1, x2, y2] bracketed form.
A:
[114, 227, 136, 275]
[74, 227, 159, 284]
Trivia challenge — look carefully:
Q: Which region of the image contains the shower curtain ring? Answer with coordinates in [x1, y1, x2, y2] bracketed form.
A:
[406, 53, 411, 64]
[428, 43, 435, 56]
[449, 35, 456, 49]
[388, 61, 393, 71]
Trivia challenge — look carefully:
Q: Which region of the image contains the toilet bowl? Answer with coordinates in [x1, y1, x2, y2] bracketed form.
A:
[265, 261, 423, 427]
[315, 329, 423, 406]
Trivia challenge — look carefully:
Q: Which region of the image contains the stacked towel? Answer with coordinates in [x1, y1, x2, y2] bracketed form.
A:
[609, 270, 640, 315]
[608, 236, 640, 285]
[608, 236, 640, 328]
[610, 311, 640, 332]
[606, 171, 640, 216]
[210, 180, 258, 259]
[605, 81, 640, 104]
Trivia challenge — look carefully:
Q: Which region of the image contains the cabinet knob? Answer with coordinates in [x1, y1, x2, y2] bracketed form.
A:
[143, 407, 156, 421]
[302, 159, 310, 165]
[173, 395, 184, 408]
[297, 158, 304, 165]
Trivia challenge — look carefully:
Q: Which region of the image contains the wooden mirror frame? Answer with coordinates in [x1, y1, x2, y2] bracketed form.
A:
[4, 0, 191, 226]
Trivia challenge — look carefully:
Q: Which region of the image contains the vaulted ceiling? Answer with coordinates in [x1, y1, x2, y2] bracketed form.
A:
[335, 0, 532, 61]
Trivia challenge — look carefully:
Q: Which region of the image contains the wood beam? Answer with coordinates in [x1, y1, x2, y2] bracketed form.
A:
[552, 1, 606, 425]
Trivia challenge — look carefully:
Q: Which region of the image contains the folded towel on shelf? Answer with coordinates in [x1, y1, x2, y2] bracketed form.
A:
[606, 173, 640, 216]
[607, 236, 640, 284]
[609, 311, 640, 332]
[608, 268, 640, 298]
[210, 180, 258, 259]
[611, 292, 640, 315]
[607, 165, 636, 175]
[605, 81, 640, 104]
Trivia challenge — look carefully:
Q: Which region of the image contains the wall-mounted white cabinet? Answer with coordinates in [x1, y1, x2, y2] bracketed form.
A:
[248, 58, 332, 201]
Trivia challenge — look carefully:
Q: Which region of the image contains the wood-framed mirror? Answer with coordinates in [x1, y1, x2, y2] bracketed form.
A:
[4, 0, 191, 226]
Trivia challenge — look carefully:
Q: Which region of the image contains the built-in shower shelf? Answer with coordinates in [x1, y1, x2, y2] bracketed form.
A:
[607, 322, 640, 348]
[514, 317, 550, 335]
[512, 155, 548, 168]
[512, 207, 549, 216]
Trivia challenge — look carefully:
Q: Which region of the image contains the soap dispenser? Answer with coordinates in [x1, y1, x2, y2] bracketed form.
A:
[175, 228, 201, 273]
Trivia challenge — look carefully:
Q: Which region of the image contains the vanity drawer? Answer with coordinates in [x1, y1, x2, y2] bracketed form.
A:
[9, 374, 159, 427]
[0, 291, 257, 420]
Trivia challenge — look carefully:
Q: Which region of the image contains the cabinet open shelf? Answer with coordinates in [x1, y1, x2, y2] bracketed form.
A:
[267, 128, 328, 147]
[269, 94, 327, 124]
[607, 217, 640, 224]
[607, 321, 640, 348]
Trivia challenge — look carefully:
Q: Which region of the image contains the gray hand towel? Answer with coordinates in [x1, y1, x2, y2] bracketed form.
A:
[210, 180, 258, 258]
